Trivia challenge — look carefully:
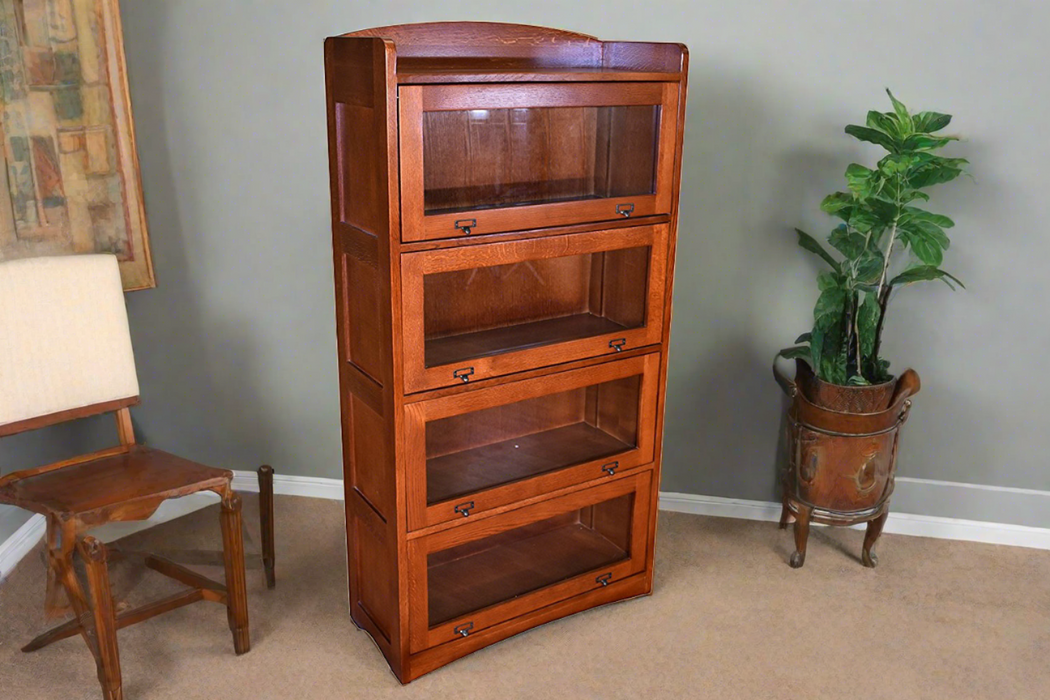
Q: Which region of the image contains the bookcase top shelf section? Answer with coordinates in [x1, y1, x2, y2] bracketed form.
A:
[393, 67, 682, 85]
[342, 21, 687, 83]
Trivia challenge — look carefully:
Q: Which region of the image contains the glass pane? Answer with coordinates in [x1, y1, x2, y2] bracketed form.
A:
[422, 106, 660, 214]
[423, 246, 650, 367]
[425, 374, 642, 505]
[427, 492, 634, 626]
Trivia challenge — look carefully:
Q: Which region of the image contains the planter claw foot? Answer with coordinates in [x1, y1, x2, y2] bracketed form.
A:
[861, 548, 878, 568]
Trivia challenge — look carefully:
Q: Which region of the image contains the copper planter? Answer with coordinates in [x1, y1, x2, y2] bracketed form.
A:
[773, 359, 920, 568]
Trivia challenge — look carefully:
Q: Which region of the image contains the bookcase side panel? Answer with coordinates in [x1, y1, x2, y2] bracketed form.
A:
[325, 35, 405, 675]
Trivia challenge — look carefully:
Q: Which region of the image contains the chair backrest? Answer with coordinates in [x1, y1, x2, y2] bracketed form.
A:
[0, 255, 140, 436]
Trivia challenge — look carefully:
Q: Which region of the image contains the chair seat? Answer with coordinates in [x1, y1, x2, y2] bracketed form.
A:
[0, 446, 231, 519]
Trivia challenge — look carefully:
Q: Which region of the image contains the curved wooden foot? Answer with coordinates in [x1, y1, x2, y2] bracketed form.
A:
[862, 511, 888, 568]
[257, 465, 276, 589]
[790, 504, 812, 568]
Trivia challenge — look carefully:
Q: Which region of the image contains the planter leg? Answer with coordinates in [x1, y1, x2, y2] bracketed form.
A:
[862, 511, 889, 568]
[778, 495, 791, 530]
[790, 504, 812, 568]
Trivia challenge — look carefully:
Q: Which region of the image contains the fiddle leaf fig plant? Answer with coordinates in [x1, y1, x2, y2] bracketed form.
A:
[782, 90, 967, 386]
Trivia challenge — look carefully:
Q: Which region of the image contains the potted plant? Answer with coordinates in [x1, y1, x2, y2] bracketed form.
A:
[773, 90, 967, 568]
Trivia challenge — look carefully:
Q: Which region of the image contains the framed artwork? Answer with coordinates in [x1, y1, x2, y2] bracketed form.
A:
[0, 0, 153, 291]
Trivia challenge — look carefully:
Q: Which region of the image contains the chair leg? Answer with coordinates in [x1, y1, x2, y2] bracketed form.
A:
[220, 492, 251, 654]
[78, 537, 123, 700]
[790, 504, 812, 569]
[21, 615, 83, 653]
[257, 464, 276, 589]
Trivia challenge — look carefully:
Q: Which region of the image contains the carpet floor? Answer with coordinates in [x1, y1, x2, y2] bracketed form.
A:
[1, 495, 1048, 699]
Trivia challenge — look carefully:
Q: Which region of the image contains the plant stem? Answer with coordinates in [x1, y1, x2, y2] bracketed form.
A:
[874, 177, 903, 305]
[871, 284, 892, 370]
[854, 295, 863, 374]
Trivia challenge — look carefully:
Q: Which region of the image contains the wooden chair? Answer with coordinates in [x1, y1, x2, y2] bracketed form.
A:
[0, 255, 274, 700]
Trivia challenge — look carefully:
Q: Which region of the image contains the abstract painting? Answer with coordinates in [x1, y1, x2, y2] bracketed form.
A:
[0, 0, 152, 290]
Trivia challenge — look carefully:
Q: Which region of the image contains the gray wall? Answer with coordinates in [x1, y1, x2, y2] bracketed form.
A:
[4, 1, 1048, 529]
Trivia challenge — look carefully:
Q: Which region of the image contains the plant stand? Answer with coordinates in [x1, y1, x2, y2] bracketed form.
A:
[774, 360, 920, 568]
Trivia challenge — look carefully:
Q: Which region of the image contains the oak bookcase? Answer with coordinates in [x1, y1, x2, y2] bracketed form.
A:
[324, 22, 688, 682]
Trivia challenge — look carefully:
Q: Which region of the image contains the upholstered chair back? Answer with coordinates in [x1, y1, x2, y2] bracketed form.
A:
[0, 255, 140, 429]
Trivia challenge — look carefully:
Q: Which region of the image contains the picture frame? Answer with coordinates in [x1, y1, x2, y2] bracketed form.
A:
[0, 0, 154, 291]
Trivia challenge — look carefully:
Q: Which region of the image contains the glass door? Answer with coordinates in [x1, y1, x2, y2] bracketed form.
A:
[399, 82, 680, 241]
[404, 353, 660, 529]
[400, 224, 668, 393]
[407, 470, 651, 652]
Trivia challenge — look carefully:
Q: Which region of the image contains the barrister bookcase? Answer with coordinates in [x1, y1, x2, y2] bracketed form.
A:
[324, 22, 688, 682]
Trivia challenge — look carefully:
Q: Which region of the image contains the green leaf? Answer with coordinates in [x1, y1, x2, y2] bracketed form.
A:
[820, 192, 853, 219]
[866, 111, 902, 140]
[904, 219, 951, 249]
[829, 224, 866, 259]
[913, 111, 952, 133]
[901, 225, 945, 266]
[908, 156, 967, 188]
[878, 153, 916, 176]
[902, 207, 955, 229]
[816, 321, 844, 384]
[794, 332, 812, 344]
[810, 325, 824, 379]
[890, 265, 965, 289]
[814, 283, 847, 332]
[848, 207, 881, 233]
[868, 198, 899, 225]
[848, 374, 872, 386]
[795, 229, 841, 273]
[886, 89, 913, 132]
[817, 270, 844, 291]
[901, 190, 930, 203]
[855, 250, 885, 284]
[778, 346, 811, 361]
[857, 292, 880, 358]
[902, 133, 956, 151]
[845, 124, 898, 152]
[845, 163, 879, 197]
[874, 358, 892, 382]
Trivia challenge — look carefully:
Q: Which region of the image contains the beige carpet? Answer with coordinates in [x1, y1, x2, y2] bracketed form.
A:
[1, 495, 1048, 699]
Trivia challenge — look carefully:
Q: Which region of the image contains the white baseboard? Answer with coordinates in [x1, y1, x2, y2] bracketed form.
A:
[658, 490, 1050, 551]
[892, 476, 1050, 529]
[0, 513, 46, 582]
[4, 471, 1048, 580]
[231, 470, 344, 500]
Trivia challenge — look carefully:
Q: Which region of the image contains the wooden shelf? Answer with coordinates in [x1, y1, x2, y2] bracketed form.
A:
[427, 520, 629, 626]
[425, 313, 628, 368]
[427, 421, 632, 504]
